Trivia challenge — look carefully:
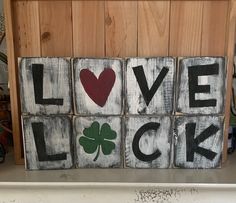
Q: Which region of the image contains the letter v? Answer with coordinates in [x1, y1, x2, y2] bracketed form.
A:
[132, 65, 169, 106]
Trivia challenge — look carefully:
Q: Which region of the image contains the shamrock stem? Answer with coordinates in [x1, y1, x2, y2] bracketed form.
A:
[93, 145, 100, 162]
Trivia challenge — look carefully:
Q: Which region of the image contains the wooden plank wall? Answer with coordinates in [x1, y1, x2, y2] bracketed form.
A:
[6, 0, 231, 164]
[12, 1, 229, 57]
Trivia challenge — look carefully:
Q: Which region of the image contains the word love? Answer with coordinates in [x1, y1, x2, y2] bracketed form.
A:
[19, 57, 226, 170]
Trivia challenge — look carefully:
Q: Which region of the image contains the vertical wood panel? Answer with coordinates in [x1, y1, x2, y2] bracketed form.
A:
[12, 1, 41, 56]
[39, 1, 72, 56]
[169, 1, 203, 56]
[4, 0, 24, 164]
[138, 1, 170, 57]
[10, 0, 41, 164]
[105, 1, 137, 57]
[223, 1, 236, 162]
[72, 1, 105, 57]
[201, 1, 228, 56]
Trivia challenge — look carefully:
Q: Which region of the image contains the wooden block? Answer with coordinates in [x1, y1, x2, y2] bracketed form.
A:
[22, 115, 73, 170]
[126, 57, 175, 115]
[74, 116, 122, 168]
[19, 57, 72, 115]
[125, 116, 172, 168]
[174, 116, 224, 169]
[176, 57, 226, 115]
[73, 58, 123, 115]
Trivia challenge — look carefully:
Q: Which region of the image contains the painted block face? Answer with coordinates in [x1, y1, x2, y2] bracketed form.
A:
[19, 58, 72, 115]
[174, 116, 224, 169]
[74, 116, 122, 168]
[125, 116, 172, 168]
[22, 116, 73, 170]
[126, 57, 175, 115]
[176, 57, 226, 114]
[73, 58, 123, 115]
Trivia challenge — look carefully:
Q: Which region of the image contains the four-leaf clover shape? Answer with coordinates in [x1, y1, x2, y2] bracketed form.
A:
[79, 121, 117, 161]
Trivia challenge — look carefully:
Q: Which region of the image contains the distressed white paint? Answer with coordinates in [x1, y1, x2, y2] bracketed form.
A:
[74, 116, 122, 168]
[176, 57, 226, 114]
[73, 58, 123, 115]
[125, 116, 172, 168]
[174, 116, 224, 169]
[19, 57, 72, 115]
[126, 57, 175, 115]
[22, 116, 73, 170]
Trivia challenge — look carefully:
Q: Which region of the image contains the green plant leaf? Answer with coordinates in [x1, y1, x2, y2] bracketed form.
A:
[83, 121, 99, 139]
[79, 121, 117, 161]
[100, 123, 117, 140]
[101, 140, 116, 155]
[79, 137, 98, 154]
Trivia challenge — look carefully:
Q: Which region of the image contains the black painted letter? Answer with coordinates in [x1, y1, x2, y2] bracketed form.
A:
[32, 64, 64, 105]
[133, 65, 169, 106]
[186, 123, 219, 162]
[132, 122, 161, 162]
[32, 122, 67, 161]
[188, 63, 219, 108]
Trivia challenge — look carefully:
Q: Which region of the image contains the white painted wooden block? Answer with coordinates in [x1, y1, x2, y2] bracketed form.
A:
[73, 58, 123, 115]
[22, 116, 73, 170]
[174, 116, 224, 169]
[74, 116, 122, 168]
[126, 57, 175, 115]
[19, 58, 72, 115]
[125, 116, 172, 168]
[176, 57, 226, 114]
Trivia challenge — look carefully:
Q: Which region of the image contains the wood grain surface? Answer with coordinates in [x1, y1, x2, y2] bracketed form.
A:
[170, 1, 203, 56]
[201, 1, 228, 56]
[223, 0, 236, 162]
[12, 1, 41, 57]
[5, 0, 25, 164]
[138, 1, 170, 56]
[72, 1, 105, 57]
[39, 1, 72, 56]
[105, 1, 137, 57]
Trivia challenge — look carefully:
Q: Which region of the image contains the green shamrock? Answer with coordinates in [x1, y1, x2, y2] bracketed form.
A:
[79, 121, 117, 161]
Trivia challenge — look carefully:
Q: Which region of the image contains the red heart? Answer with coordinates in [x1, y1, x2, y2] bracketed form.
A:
[80, 68, 116, 107]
